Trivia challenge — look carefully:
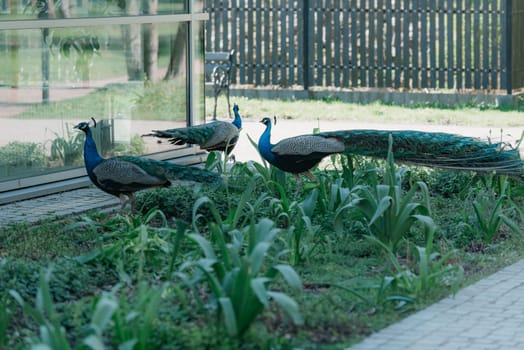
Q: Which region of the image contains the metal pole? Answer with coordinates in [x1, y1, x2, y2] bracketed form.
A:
[302, 0, 310, 90]
[505, 0, 513, 95]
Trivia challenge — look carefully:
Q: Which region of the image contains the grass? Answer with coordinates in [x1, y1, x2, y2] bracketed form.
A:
[210, 95, 524, 127]
[2, 153, 524, 348]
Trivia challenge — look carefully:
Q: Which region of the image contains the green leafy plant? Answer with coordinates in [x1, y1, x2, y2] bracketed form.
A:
[268, 187, 322, 265]
[111, 135, 146, 156]
[73, 209, 172, 280]
[49, 124, 84, 166]
[316, 177, 361, 234]
[107, 282, 167, 350]
[0, 293, 11, 348]
[0, 141, 46, 169]
[10, 267, 73, 350]
[462, 177, 523, 242]
[354, 136, 434, 252]
[367, 226, 464, 301]
[182, 218, 303, 338]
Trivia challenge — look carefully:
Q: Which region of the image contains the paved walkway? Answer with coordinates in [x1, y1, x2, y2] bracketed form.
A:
[0, 188, 119, 226]
[349, 260, 524, 350]
[2, 188, 524, 350]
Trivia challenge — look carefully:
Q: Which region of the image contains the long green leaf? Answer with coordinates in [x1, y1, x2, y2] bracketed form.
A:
[90, 297, 118, 335]
[272, 264, 302, 291]
[188, 233, 217, 260]
[251, 277, 270, 307]
[218, 297, 238, 336]
[267, 291, 303, 325]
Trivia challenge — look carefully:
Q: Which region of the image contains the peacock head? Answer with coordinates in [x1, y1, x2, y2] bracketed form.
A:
[260, 116, 277, 127]
[233, 104, 239, 113]
[74, 118, 97, 133]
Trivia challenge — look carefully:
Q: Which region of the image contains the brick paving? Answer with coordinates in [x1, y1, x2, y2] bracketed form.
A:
[348, 259, 524, 350]
[0, 187, 119, 226]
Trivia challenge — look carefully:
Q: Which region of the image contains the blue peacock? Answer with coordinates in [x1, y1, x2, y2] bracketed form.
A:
[143, 103, 242, 155]
[75, 118, 221, 211]
[258, 116, 524, 191]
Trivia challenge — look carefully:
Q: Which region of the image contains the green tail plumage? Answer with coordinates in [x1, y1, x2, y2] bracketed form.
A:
[117, 156, 222, 184]
[317, 129, 524, 175]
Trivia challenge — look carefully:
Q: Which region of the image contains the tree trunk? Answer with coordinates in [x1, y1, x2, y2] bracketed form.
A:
[164, 23, 187, 80]
[142, 0, 159, 82]
[121, 0, 143, 81]
[9, 0, 19, 88]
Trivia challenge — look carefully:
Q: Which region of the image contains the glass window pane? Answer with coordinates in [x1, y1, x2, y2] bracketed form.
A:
[0, 21, 193, 183]
[0, 0, 189, 20]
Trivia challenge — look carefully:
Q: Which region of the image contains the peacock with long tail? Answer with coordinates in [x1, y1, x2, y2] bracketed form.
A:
[75, 118, 222, 211]
[143, 103, 242, 155]
[258, 117, 524, 192]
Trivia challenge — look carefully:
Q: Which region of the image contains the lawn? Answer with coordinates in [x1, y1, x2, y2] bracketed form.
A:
[1, 98, 524, 349]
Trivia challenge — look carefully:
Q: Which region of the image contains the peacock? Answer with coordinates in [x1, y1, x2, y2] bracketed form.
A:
[75, 119, 221, 211]
[143, 103, 242, 155]
[258, 116, 524, 192]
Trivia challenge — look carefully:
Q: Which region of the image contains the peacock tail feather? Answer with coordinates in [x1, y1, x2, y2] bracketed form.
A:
[317, 129, 524, 174]
[116, 156, 222, 184]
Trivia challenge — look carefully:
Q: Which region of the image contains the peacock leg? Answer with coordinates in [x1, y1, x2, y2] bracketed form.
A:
[304, 171, 318, 183]
[293, 174, 303, 198]
[128, 193, 135, 213]
[118, 194, 128, 211]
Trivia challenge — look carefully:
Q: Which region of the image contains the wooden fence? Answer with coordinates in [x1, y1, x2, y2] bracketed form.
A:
[205, 0, 524, 94]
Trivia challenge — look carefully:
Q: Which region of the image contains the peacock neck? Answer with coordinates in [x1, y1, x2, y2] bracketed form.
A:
[83, 128, 104, 173]
[258, 123, 276, 164]
[232, 111, 242, 129]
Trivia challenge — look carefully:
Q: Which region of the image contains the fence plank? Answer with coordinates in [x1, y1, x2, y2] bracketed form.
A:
[351, 0, 358, 87]
[368, 0, 375, 87]
[473, 0, 481, 89]
[482, 0, 489, 89]
[490, 0, 498, 89]
[394, 0, 401, 88]
[456, 0, 463, 89]
[403, 0, 411, 88]
[420, 0, 427, 88]
[465, 0, 472, 88]
[307, 0, 315, 88]
[238, 2, 246, 84]
[342, 0, 350, 86]
[288, 4, 296, 85]
[376, 0, 384, 87]
[384, 0, 392, 87]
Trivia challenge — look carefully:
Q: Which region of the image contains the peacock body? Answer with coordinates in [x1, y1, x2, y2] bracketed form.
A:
[75, 120, 221, 211]
[258, 117, 524, 192]
[144, 104, 242, 155]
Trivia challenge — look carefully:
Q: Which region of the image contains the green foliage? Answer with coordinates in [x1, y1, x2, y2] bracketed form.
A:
[0, 293, 12, 348]
[104, 282, 166, 350]
[10, 267, 72, 350]
[354, 138, 434, 252]
[49, 124, 84, 166]
[132, 80, 187, 120]
[367, 226, 464, 302]
[182, 218, 303, 338]
[73, 209, 173, 280]
[5, 141, 524, 348]
[112, 135, 146, 156]
[316, 177, 361, 235]
[462, 176, 524, 242]
[413, 168, 475, 198]
[0, 141, 46, 168]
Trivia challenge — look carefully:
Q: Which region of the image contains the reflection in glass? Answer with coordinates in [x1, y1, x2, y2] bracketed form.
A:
[0, 0, 188, 21]
[0, 21, 192, 182]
